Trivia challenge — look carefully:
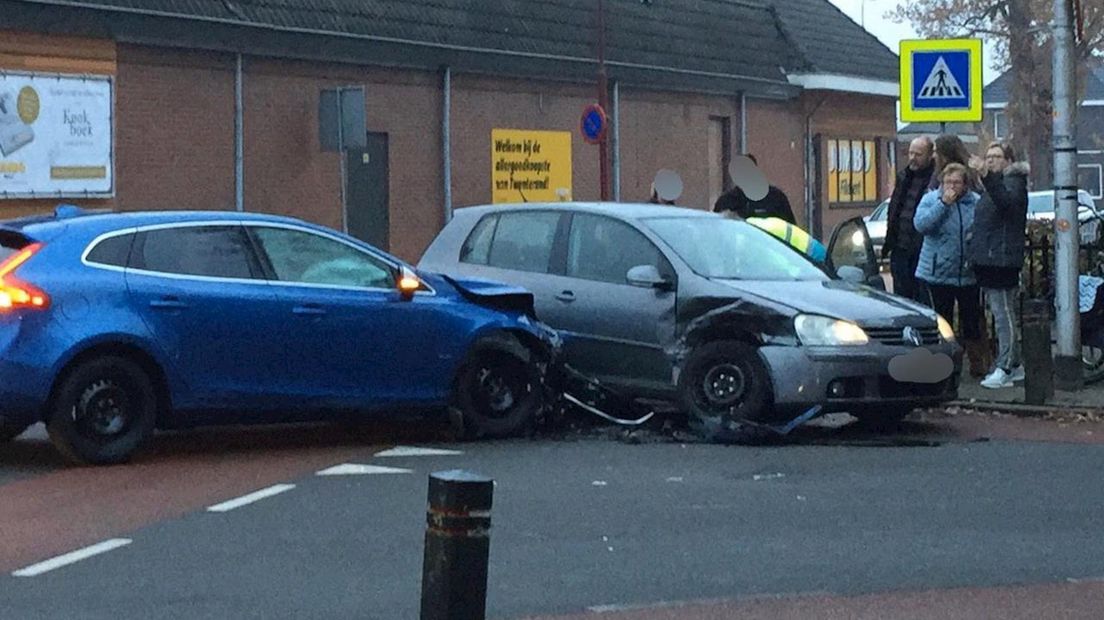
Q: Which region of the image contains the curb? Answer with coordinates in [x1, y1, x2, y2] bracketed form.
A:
[947, 400, 1104, 417]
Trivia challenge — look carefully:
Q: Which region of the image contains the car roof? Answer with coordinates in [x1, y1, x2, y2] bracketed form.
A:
[452, 201, 719, 222]
[1, 206, 312, 239]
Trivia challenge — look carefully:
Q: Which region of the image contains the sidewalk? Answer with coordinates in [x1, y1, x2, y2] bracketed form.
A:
[954, 365, 1104, 413]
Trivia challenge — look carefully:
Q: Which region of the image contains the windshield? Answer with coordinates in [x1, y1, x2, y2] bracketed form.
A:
[1028, 191, 1096, 215]
[869, 201, 888, 221]
[644, 216, 829, 281]
[1028, 193, 1054, 214]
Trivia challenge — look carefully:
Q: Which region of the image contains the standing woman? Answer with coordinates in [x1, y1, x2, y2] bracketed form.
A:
[914, 163, 986, 375]
[970, 142, 1030, 388]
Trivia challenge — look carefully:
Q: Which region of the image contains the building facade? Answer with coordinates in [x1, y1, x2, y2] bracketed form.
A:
[0, 0, 901, 261]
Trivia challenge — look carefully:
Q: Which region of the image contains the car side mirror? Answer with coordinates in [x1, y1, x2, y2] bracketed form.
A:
[397, 266, 421, 301]
[627, 265, 672, 290]
[837, 264, 865, 284]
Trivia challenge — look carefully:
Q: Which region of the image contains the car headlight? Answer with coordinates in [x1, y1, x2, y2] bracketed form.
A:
[851, 230, 865, 247]
[794, 314, 869, 346]
[936, 315, 956, 343]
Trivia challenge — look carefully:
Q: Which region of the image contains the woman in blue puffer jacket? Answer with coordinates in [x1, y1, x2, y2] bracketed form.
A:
[914, 162, 984, 374]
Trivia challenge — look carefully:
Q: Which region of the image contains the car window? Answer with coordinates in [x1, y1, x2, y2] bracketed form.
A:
[645, 216, 828, 281]
[85, 233, 134, 267]
[134, 226, 259, 279]
[567, 214, 671, 285]
[461, 215, 498, 265]
[487, 211, 560, 273]
[250, 226, 395, 289]
[871, 201, 888, 221]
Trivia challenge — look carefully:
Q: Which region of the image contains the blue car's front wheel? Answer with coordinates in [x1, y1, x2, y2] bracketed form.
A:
[452, 336, 544, 439]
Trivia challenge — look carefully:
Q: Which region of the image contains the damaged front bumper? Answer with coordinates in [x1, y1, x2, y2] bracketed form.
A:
[758, 343, 962, 418]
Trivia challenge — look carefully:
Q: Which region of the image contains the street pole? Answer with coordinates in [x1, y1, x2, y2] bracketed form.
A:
[597, 0, 610, 201]
[1053, 0, 1082, 390]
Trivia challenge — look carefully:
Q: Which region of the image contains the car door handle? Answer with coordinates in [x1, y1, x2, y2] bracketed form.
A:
[555, 291, 576, 302]
[292, 304, 327, 316]
[149, 296, 188, 310]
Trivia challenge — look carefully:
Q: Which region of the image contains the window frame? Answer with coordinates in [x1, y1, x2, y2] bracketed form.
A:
[482, 210, 566, 276]
[1077, 163, 1103, 201]
[81, 223, 266, 284]
[244, 222, 426, 294]
[563, 212, 674, 286]
[459, 213, 499, 266]
[130, 224, 265, 282]
[993, 110, 1008, 140]
[82, 230, 137, 270]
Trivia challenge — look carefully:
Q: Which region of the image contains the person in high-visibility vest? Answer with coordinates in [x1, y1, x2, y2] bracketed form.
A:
[745, 216, 828, 265]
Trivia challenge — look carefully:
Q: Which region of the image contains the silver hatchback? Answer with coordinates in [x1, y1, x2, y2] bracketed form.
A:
[419, 203, 961, 439]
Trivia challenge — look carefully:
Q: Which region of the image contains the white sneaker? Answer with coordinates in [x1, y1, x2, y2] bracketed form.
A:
[1010, 366, 1025, 382]
[981, 368, 1015, 389]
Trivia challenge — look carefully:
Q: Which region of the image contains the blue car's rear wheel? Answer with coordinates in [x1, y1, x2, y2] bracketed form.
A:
[46, 356, 157, 466]
[453, 336, 543, 439]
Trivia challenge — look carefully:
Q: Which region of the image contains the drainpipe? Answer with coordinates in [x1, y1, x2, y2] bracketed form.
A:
[740, 92, 748, 153]
[234, 53, 244, 212]
[804, 94, 830, 239]
[442, 65, 453, 223]
[611, 79, 621, 201]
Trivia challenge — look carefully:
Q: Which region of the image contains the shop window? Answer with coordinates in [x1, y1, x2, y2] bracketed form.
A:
[827, 139, 879, 206]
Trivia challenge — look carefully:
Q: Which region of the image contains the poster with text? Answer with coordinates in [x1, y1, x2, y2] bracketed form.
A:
[491, 129, 571, 204]
[0, 72, 113, 198]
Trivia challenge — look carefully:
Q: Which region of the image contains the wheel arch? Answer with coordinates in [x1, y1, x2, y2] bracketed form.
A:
[47, 340, 173, 427]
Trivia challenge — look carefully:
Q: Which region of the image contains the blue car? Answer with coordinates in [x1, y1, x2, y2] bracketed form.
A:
[0, 206, 558, 465]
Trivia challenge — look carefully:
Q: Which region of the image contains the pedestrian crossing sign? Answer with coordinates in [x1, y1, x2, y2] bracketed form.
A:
[899, 39, 983, 123]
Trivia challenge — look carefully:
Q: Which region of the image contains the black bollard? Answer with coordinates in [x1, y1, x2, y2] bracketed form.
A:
[420, 470, 494, 620]
[1022, 299, 1054, 405]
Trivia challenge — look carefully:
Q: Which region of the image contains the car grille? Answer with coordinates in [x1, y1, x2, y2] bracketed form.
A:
[863, 326, 941, 346]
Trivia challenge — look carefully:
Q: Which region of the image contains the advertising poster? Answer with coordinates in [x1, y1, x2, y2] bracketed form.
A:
[0, 71, 113, 198]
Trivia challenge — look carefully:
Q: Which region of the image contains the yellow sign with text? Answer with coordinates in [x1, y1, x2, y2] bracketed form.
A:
[828, 139, 878, 204]
[491, 129, 572, 204]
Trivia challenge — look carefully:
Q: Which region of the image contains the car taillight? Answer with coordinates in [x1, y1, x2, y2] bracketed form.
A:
[0, 243, 49, 311]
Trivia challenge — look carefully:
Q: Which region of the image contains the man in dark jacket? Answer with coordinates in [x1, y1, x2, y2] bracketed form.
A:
[712, 154, 796, 224]
[884, 136, 935, 301]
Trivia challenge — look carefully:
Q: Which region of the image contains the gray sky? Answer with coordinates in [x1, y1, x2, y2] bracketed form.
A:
[827, 0, 1003, 85]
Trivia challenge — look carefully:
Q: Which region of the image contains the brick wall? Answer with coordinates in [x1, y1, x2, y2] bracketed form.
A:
[617, 89, 740, 210]
[745, 98, 808, 228]
[115, 46, 235, 213]
[808, 92, 898, 237]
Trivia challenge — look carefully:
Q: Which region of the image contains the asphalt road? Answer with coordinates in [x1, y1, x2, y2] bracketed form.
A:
[1, 414, 1103, 619]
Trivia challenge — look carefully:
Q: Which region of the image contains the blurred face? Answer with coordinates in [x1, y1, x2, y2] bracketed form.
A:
[986, 146, 1009, 173]
[943, 171, 966, 195]
[908, 139, 934, 170]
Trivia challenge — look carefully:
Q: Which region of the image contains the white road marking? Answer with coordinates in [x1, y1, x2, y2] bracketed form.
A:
[12, 539, 132, 577]
[374, 446, 463, 457]
[666, 476, 684, 482]
[206, 484, 296, 513]
[592, 480, 608, 486]
[752, 473, 785, 481]
[316, 464, 413, 476]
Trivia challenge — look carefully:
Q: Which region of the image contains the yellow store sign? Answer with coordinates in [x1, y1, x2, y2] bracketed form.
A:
[827, 139, 878, 204]
[491, 129, 572, 204]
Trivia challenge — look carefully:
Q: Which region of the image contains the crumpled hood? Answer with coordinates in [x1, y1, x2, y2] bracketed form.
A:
[435, 274, 538, 316]
[710, 278, 935, 324]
